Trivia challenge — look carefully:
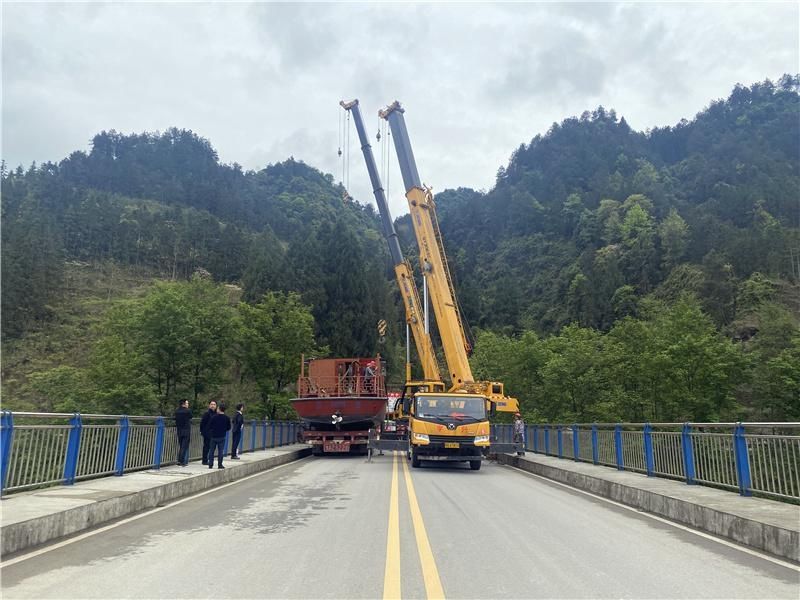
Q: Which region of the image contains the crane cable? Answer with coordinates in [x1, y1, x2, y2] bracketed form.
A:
[346, 110, 351, 200]
[379, 119, 391, 202]
[338, 107, 352, 203]
[338, 107, 344, 193]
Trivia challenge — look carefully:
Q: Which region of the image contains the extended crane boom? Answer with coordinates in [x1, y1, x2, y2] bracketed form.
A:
[380, 101, 518, 412]
[339, 99, 442, 385]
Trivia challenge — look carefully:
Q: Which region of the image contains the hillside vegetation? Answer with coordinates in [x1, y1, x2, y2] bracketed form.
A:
[2, 76, 798, 421]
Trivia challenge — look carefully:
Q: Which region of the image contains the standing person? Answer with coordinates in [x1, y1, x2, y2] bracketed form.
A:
[174, 399, 192, 466]
[231, 403, 244, 459]
[364, 361, 376, 394]
[200, 400, 217, 465]
[513, 412, 526, 456]
[344, 362, 355, 394]
[207, 403, 231, 469]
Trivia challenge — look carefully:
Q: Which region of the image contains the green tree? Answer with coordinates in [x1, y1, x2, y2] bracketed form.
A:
[89, 330, 158, 415]
[539, 324, 615, 421]
[658, 209, 689, 272]
[238, 291, 318, 418]
[620, 198, 657, 292]
[28, 366, 93, 413]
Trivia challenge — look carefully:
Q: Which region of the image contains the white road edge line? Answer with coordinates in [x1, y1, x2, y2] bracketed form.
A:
[1, 458, 305, 568]
[504, 463, 800, 572]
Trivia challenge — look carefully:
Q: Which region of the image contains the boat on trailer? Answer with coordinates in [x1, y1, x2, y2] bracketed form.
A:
[291, 356, 388, 455]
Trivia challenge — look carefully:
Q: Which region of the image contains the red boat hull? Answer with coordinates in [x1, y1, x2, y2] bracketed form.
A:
[291, 396, 387, 429]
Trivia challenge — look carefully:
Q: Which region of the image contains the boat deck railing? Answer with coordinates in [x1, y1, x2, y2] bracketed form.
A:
[297, 375, 386, 398]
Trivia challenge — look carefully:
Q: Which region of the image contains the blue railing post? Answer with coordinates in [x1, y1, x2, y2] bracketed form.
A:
[734, 423, 752, 496]
[524, 424, 529, 451]
[643, 423, 654, 476]
[557, 427, 564, 458]
[591, 424, 599, 465]
[572, 424, 580, 462]
[223, 430, 230, 456]
[614, 424, 624, 470]
[115, 416, 130, 476]
[250, 420, 257, 452]
[681, 423, 696, 485]
[152, 416, 165, 469]
[544, 426, 550, 456]
[532, 425, 538, 453]
[63, 413, 83, 485]
[262, 420, 267, 449]
[1, 411, 15, 493]
[271, 420, 276, 447]
[279, 422, 285, 446]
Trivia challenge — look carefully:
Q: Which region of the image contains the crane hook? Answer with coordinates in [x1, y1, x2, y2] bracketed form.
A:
[337, 147, 342, 157]
[376, 129, 381, 142]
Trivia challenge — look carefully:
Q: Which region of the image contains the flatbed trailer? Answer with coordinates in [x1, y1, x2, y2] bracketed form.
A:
[303, 428, 372, 455]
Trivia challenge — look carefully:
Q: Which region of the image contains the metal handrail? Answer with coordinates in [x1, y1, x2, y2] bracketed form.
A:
[0, 410, 303, 495]
[494, 421, 800, 503]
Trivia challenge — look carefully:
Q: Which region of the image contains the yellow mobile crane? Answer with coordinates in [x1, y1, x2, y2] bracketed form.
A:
[341, 99, 519, 470]
[339, 99, 443, 393]
[379, 101, 518, 411]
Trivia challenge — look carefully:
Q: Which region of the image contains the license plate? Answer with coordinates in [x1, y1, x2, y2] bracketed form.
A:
[324, 441, 351, 453]
[444, 442, 460, 449]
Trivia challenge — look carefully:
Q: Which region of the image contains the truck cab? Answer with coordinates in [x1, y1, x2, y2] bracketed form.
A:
[406, 392, 490, 471]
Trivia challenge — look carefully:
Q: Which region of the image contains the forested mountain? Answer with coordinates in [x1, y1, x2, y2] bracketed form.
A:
[2, 76, 798, 421]
[1, 135, 394, 355]
[397, 75, 799, 336]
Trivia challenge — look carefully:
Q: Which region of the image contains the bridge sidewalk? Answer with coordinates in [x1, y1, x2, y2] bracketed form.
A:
[498, 452, 799, 563]
[0, 444, 311, 557]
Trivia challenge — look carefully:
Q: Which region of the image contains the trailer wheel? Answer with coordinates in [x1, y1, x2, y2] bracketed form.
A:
[411, 447, 421, 468]
[469, 459, 481, 471]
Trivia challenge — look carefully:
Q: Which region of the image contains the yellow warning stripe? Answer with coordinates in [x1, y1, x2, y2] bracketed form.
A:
[402, 456, 445, 599]
[383, 452, 401, 599]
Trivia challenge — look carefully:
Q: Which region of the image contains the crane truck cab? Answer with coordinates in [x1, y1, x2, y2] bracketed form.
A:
[404, 391, 490, 471]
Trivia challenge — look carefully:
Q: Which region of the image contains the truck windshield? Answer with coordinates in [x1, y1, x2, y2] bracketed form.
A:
[415, 396, 486, 420]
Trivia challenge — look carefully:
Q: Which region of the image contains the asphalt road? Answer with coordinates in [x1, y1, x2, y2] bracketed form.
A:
[2, 454, 798, 599]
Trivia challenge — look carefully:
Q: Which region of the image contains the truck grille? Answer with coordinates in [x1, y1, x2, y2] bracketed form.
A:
[428, 435, 474, 444]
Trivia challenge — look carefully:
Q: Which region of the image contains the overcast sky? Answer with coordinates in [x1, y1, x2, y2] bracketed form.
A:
[3, 2, 798, 217]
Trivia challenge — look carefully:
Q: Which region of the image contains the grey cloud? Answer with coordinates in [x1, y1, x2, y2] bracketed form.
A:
[2, 2, 797, 216]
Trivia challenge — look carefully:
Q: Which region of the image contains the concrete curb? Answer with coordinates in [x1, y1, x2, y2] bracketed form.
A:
[1, 447, 311, 556]
[498, 453, 799, 563]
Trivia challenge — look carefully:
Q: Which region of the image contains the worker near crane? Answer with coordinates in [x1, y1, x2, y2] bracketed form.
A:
[513, 413, 526, 456]
[364, 361, 376, 394]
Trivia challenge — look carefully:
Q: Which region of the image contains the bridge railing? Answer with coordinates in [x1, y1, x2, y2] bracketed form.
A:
[0, 411, 302, 495]
[491, 422, 800, 502]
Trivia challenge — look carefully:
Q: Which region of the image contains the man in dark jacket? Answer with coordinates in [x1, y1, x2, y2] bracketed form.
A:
[207, 403, 231, 469]
[174, 399, 192, 466]
[199, 400, 217, 465]
[231, 403, 245, 459]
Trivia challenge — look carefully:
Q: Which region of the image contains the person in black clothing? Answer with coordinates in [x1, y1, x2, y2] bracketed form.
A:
[199, 400, 217, 465]
[174, 399, 192, 466]
[207, 403, 231, 469]
[231, 403, 245, 459]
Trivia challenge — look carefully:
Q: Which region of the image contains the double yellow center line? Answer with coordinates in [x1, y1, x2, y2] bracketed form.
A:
[384, 452, 445, 600]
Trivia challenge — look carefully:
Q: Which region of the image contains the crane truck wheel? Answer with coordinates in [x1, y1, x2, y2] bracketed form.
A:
[469, 459, 481, 471]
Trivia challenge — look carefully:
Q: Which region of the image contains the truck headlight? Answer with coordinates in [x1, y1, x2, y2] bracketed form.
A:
[413, 433, 429, 442]
[474, 435, 490, 444]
